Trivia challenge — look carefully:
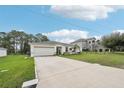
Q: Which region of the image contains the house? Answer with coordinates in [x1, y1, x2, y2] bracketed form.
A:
[0, 48, 7, 57]
[30, 41, 75, 57]
[30, 37, 110, 57]
[71, 37, 96, 51]
[71, 37, 110, 52]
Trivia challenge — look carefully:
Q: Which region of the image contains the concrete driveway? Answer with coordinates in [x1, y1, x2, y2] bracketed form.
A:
[34, 56, 124, 88]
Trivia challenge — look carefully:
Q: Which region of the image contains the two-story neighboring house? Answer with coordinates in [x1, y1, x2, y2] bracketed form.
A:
[70, 38, 87, 51]
[71, 37, 110, 52]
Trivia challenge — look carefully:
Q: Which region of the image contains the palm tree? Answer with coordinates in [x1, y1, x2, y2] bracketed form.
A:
[73, 44, 80, 53]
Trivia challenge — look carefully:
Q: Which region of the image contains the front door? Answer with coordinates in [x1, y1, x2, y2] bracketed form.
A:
[56, 47, 62, 55]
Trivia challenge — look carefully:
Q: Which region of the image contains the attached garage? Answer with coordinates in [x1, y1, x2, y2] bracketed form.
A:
[0, 48, 7, 57]
[31, 45, 55, 57]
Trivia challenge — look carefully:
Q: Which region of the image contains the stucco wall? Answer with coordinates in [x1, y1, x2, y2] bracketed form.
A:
[71, 41, 88, 51]
[30, 44, 70, 57]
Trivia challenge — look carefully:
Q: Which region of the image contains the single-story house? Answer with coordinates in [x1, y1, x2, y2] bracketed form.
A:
[30, 41, 76, 57]
[0, 48, 7, 57]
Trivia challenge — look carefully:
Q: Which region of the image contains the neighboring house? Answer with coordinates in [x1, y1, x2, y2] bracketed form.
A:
[95, 42, 110, 52]
[70, 38, 87, 51]
[71, 37, 110, 52]
[0, 48, 7, 57]
[30, 41, 75, 57]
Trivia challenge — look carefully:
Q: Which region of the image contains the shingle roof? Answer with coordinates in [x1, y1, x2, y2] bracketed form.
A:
[71, 37, 96, 44]
[87, 37, 96, 40]
[30, 41, 73, 46]
[70, 38, 87, 44]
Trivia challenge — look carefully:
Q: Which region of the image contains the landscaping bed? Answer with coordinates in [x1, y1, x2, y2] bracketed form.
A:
[0, 55, 35, 88]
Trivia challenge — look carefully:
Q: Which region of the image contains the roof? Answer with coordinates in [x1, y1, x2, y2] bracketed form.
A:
[71, 38, 87, 44]
[71, 37, 96, 44]
[30, 41, 73, 46]
[87, 37, 96, 40]
[0, 48, 7, 50]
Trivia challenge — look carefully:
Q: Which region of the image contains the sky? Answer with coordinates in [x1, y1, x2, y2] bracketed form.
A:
[0, 5, 124, 43]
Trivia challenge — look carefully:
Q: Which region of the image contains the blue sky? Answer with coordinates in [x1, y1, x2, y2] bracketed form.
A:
[0, 5, 124, 43]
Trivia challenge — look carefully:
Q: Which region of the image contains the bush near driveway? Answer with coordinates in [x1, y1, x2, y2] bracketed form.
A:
[0, 55, 35, 88]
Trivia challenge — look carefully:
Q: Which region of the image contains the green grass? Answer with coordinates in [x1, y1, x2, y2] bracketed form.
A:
[61, 52, 124, 69]
[0, 55, 35, 88]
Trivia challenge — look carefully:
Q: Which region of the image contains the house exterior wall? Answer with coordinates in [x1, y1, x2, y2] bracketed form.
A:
[71, 41, 82, 51]
[82, 42, 88, 50]
[71, 41, 88, 51]
[86, 39, 96, 51]
[95, 44, 110, 52]
[0, 49, 7, 57]
[30, 44, 72, 57]
[55, 45, 66, 54]
[61, 46, 66, 54]
[71, 38, 108, 52]
[68, 46, 73, 53]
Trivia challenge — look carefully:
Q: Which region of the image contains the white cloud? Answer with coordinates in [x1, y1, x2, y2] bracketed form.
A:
[50, 5, 124, 21]
[43, 29, 124, 43]
[113, 29, 124, 34]
[42, 29, 89, 43]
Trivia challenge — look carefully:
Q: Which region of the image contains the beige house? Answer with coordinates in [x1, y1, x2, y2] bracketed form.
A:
[30, 37, 110, 57]
[30, 41, 74, 57]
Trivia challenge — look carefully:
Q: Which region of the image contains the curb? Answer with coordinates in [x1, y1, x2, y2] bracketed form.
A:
[22, 57, 38, 88]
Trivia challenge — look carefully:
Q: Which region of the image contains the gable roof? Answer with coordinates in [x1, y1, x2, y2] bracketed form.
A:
[30, 41, 73, 46]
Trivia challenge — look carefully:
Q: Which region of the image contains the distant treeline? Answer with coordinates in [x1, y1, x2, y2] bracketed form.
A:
[0, 30, 124, 54]
[0, 30, 49, 54]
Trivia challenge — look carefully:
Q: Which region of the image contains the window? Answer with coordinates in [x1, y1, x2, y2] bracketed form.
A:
[92, 40, 95, 43]
[66, 47, 68, 52]
[69, 48, 72, 50]
[99, 49, 103, 52]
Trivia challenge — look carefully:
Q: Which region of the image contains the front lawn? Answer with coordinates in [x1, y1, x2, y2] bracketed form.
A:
[0, 55, 35, 88]
[61, 52, 124, 69]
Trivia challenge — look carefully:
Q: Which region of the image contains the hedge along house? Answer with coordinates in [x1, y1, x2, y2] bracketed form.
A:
[0, 48, 7, 57]
[30, 41, 75, 57]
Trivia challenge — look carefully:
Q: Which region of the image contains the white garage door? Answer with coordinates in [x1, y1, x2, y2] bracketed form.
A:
[32, 47, 55, 56]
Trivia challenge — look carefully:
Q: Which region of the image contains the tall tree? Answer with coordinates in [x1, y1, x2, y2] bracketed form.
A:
[0, 30, 49, 54]
[35, 33, 49, 42]
[102, 32, 124, 51]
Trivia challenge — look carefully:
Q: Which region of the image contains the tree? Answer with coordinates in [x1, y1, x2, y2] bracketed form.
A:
[119, 33, 124, 51]
[73, 44, 80, 53]
[35, 33, 49, 42]
[0, 32, 7, 47]
[0, 30, 49, 54]
[102, 32, 124, 51]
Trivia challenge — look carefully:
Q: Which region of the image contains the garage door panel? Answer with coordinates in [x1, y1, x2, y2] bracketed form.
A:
[33, 47, 55, 56]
